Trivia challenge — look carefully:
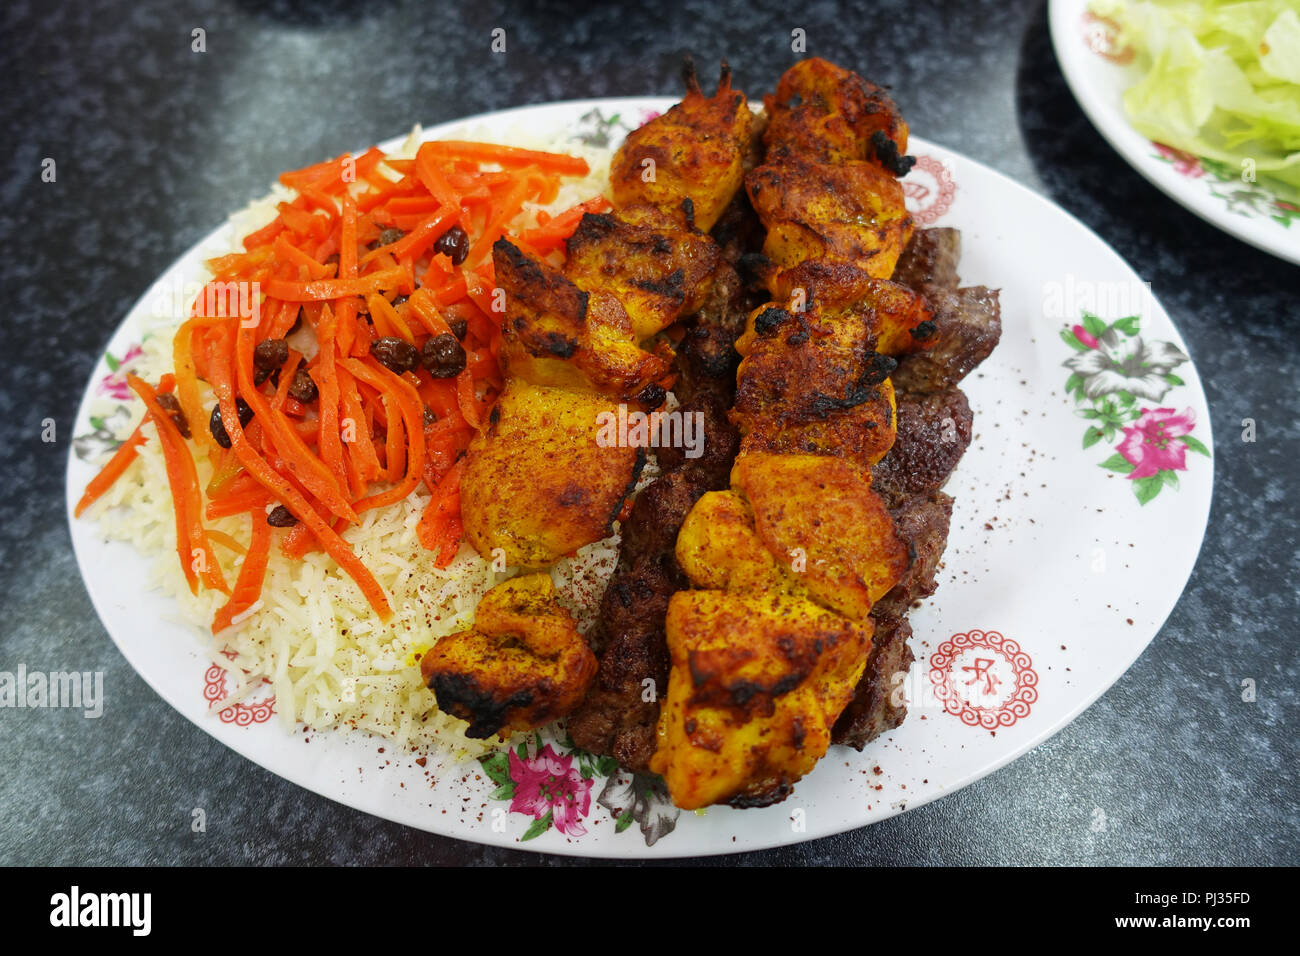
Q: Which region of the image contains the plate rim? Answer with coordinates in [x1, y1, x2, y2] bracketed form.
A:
[65, 95, 1216, 858]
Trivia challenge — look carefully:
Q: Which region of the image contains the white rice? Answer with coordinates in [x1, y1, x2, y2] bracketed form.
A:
[81, 128, 625, 758]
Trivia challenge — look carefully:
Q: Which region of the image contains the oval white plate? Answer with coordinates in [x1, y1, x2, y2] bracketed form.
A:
[1050, 0, 1300, 265]
[67, 96, 1213, 857]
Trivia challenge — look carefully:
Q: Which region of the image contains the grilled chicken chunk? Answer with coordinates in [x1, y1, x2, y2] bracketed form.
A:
[762, 57, 911, 171]
[732, 453, 907, 620]
[767, 260, 936, 356]
[493, 239, 672, 400]
[651, 452, 905, 808]
[746, 157, 912, 281]
[610, 61, 753, 233]
[564, 205, 720, 340]
[651, 588, 874, 810]
[422, 574, 598, 738]
[731, 303, 898, 467]
[460, 378, 644, 568]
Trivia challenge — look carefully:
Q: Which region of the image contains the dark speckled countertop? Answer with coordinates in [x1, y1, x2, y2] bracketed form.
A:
[1, 0, 1296, 866]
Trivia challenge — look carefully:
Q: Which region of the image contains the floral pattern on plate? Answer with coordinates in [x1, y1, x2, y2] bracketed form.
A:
[478, 730, 679, 846]
[1062, 312, 1210, 505]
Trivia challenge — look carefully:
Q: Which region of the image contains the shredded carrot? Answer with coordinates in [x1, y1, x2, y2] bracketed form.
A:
[212, 510, 273, 633]
[79, 133, 594, 633]
[208, 326, 392, 620]
[74, 425, 148, 517]
[416, 140, 590, 176]
[126, 374, 228, 596]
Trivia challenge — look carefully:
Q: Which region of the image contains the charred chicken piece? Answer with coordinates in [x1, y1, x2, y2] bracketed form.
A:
[762, 57, 911, 171]
[650, 588, 874, 810]
[610, 60, 753, 233]
[422, 574, 598, 738]
[460, 378, 645, 568]
[650, 452, 905, 808]
[746, 157, 912, 281]
[492, 238, 672, 400]
[766, 259, 936, 356]
[732, 453, 908, 621]
[564, 204, 720, 340]
[731, 303, 898, 467]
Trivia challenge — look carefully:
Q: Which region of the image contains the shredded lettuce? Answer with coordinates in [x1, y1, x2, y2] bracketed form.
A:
[1089, 0, 1300, 199]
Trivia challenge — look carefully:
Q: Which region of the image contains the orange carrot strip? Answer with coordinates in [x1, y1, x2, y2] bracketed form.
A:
[418, 141, 589, 176]
[385, 196, 445, 216]
[339, 192, 359, 278]
[205, 445, 244, 499]
[212, 510, 273, 633]
[406, 288, 456, 337]
[273, 234, 334, 280]
[270, 352, 302, 413]
[204, 528, 249, 555]
[235, 325, 358, 524]
[74, 424, 147, 517]
[208, 327, 390, 619]
[521, 196, 612, 252]
[126, 374, 227, 595]
[455, 369, 481, 430]
[467, 175, 532, 266]
[263, 268, 405, 302]
[431, 275, 468, 307]
[243, 216, 285, 250]
[414, 143, 463, 208]
[392, 206, 459, 261]
[172, 316, 229, 452]
[205, 487, 274, 520]
[367, 293, 414, 342]
[336, 363, 382, 483]
[313, 304, 349, 495]
[342, 356, 426, 512]
[416, 459, 465, 559]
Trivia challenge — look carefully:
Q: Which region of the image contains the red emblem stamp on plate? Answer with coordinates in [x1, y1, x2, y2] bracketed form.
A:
[928, 629, 1037, 729]
[902, 155, 956, 225]
[203, 651, 276, 726]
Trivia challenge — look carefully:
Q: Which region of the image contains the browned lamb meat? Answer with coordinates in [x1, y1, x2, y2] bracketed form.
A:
[872, 388, 973, 506]
[892, 286, 1002, 393]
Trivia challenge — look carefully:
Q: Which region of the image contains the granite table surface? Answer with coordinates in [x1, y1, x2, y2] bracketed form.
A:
[1, 0, 1295, 866]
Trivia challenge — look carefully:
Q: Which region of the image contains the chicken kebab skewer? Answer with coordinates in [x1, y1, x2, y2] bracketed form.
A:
[648, 58, 972, 810]
[421, 64, 756, 740]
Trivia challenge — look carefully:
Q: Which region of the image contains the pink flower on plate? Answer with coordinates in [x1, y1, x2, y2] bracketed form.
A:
[1117, 407, 1196, 479]
[508, 744, 593, 836]
[98, 344, 145, 400]
[1071, 323, 1099, 349]
[1153, 143, 1204, 179]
